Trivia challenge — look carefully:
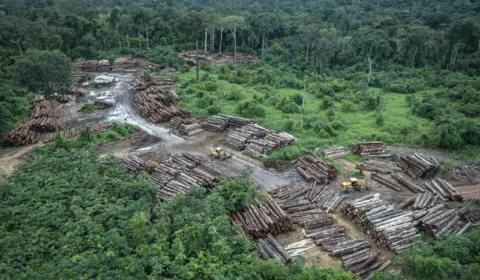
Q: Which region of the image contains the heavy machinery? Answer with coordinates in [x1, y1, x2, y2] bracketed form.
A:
[342, 177, 370, 193]
[210, 147, 232, 161]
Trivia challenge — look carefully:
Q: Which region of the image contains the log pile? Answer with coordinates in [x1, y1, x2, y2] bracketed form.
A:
[423, 178, 463, 202]
[0, 124, 41, 147]
[134, 85, 192, 123]
[203, 114, 253, 132]
[112, 56, 136, 71]
[413, 205, 470, 237]
[69, 86, 87, 97]
[121, 155, 147, 174]
[231, 195, 294, 238]
[133, 75, 175, 90]
[399, 191, 438, 210]
[150, 153, 224, 199]
[295, 155, 337, 184]
[322, 146, 349, 159]
[255, 234, 292, 263]
[398, 153, 441, 179]
[216, 52, 260, 64]
[454, 165, 480, 184]
[43, 122, 112, 143]
[27, 98, 66, 133]
[356, 159, 402, 174]
[97, 59, 111, 71]
[169, 116, 197, 129]
[178, 50, 205, 66]
[342, 193, 420, 253]
[225, 124, 296, 158]
[84, 60, 99, 71]
[352, 142, 388, 157]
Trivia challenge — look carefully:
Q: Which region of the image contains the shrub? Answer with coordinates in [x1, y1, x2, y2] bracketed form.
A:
[225, 89, 243, 101]
[181, 65, 190, 73]
[143, 71, 151, 82]
[206, 104, 221, 115]
[201, 81, 218, 92]
[80, 103, 95, 112]
[340, 100, 356, 112]
[322, 97, 335, 109]
[283, 120, 294, 131]
[291, 93, 303, 105]
[376, 114, 385, 126]
[236, 101, 265, 118]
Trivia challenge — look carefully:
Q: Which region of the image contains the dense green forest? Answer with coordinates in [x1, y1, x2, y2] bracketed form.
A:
[1, 0, 479, 156]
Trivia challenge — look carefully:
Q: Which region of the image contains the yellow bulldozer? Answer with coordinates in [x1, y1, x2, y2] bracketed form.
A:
[342, 177, 370, 193]
[210, 147, 232, 161]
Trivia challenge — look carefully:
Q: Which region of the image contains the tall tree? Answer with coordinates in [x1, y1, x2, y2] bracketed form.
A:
[255, 13, 278, 60]
[178, 11, 207, 81]
[221, 16, 245, 63]
[13, 49, 73, 131]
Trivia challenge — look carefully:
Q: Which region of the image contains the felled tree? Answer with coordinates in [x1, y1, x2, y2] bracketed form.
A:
[13, 49, 73, 131]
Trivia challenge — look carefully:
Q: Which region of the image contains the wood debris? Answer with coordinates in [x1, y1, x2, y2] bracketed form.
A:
[453, 166, 480, 184]
[231, 195, 294, 238]
[93, 100, 116, 109]
[322, 146, 348, 159]
[295, 155, 337, 184]
[178, 50, 205, 66]
[0, 124, 41, 147]
[342, 193, 421, 253]
[121, 155, 147, 174]
[255, 234, 292, 263]
[203, 114, 253, 132]
[74, 56, 161, 72]
[398, 153, 441, 179]
[352, 142, 389, 158]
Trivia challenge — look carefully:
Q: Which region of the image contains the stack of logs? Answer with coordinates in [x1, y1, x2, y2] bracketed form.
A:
[203, 114, 253, 132]
[178, 50, 205, 66]
[231, 195, 294, 238]
[150, 153, 224, 199]
[134, 83, 191, 123]
[391, 173, 424, 193]
[93, 100, 116, 109]
[398, 153, 441, 179]
[255, 234, 292, 263]
[97, 59, 110, 71]
[269, 185, 390, 275]
[424, 178, 463, 201]
[74, 56, 161, 72]
[352, 142, 389, 158]
[226, 124, 296, 159]
[121, 155, 147, 174]
[169, 117, 203, 136]
[399, 191, 438, 210]
[413, 204, 472, 237]
[42, 121, 112, 143]
[322, 146, 348, 159]
[295, 155, 337, 184]
[356, 159, 402, 174]
[0, 124, 41, 147]
[27, 97, 66, 133]
[343, 194, 421, 253]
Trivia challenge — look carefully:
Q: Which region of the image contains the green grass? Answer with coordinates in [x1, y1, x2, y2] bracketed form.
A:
[174, 69, 439, 161]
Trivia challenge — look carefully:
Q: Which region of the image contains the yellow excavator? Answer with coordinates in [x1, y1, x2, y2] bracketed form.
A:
[342, 177, 370, 193]
[210, 147, 232, 161]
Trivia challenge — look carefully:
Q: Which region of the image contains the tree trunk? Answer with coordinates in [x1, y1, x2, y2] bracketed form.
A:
[115, 20, 121, 48]
[196, 37, 199, 81]
[234, 28, 237, 64]
[219, 27, 224, 54]
[367, 56, 373, 86]
[450, 41, 461, 71]
[262, 32, 265, 60]
[146, 26, 149, 50]
[127, 33, 130, 49]
[306, 42, 309, 63]
[301, 84, 305, 129]
[204, 28, 208, 53]
[411, 47, 418, 67]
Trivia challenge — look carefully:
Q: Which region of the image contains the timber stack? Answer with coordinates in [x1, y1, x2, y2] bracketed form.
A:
[225, 123, 296, 158]
[352, 142, 389, 158]
[70, 86, 87, 97]
[231, 195, 294, 238]
[356, 159, 402, 174]
[255, 234, 292, 263]
[179, 123, 203, 136]
[400, 191, 438, 210]
[133, 75, 175, 90]
[93, 100, 116, 109]
[203, 114, 253, 132]
[0, 124, 41, 147]
[28, 97, 66, 133]
[121, 155, 147, 175]
[322, 146, 348, 159]
[295, 155, 337, 184]
[398, 153, 441, 179]
[178, 50, 205, 66]
[413, 205, 471, 237]
[342, 193, 421, 253]
[112, 56, 136, 71]
[150, 153, 225, 199]
[423, 178, 463, 201]
[43, 121, 111, 143]
[97, 59, 110, 71]
[134, 85, 191, 123]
